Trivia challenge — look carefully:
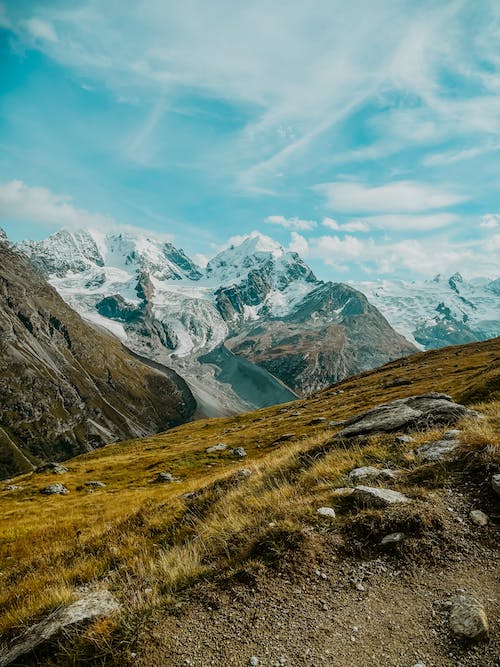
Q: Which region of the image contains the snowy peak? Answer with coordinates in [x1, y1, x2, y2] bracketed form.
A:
[206, 231, 315, 288]
[19, 229, 203, 283]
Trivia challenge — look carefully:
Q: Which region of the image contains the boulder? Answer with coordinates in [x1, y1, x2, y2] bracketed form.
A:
[336, 394, 476, 439]
[206, 443, 228, 454]
[154, 472, 174, 483]
[449, 593, 488, 640]
[469, 510, 488, 526]
[35, 462, 69, 475]
[231, 447, 247, 458]
[317, 507, 336, 518]
[40, 483, 69, 495]
[415, 440, 460, 462]
[0, 590, 120, 666]
[353, 486, 410, 508]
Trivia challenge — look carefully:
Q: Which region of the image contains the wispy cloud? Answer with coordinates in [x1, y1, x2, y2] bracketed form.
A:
[23, 17, 58, 43]
[322, 217, 370, 232]
[266, 215, 317, 231]
[315, 181, 467, 214]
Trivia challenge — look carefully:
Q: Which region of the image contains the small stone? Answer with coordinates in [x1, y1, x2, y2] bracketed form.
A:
[40, 483, 69, 495]
[353, 486, 410, 508]
[85, 481, 106, 488]
[317, 507, 336, 518]
[491, 473, 500, 496]
[449, 593, 489, 639]
[469, 510, 488, 526]
[381, 532, 405, 545]
[308, 417, 326, 425]
[443, 429, 461, 440]
[411, 663, 426, 667]
[231, 447, 247, 458]
[154, 472, 174, 483]
[206, 443, 228, 454]
[355, 582, 365, 591]
[249, 658, 259, 666]
[4, 485, 20, 491]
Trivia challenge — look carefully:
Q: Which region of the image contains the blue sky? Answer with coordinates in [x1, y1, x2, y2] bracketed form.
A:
[0, 0, 499, 279]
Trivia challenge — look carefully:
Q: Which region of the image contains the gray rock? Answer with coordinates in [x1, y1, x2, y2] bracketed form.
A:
[353, 486, 410, 508]
[308, 417, 326, 425]
[331, 487, 354, 498]
[336, 394, 475, 439]
[154, 472, 174, 483]
[85, 481, 106, 488]
[396, 434, 415, 444]
[3, 485, 20, 491]
[272, 433, 296, 444]
[206, 443, 228, 454]
[449, 593, 489, 640]
[348, 466, 381, 481]
[381, 532, 405, 545]
[411, 663, 426, 667]
[317, 507, 336, 518]
[443, 429, 461, 440]
[469, 510, 488, 526]
[491, 473, 500, 496]
[415, 439, 459, 462]
[40, 483, 69, 495]
[0, 590, 120, 666]
[35, 462, 69, 475]
[231, 447, 247, 458]
[249, 657, 259, 666]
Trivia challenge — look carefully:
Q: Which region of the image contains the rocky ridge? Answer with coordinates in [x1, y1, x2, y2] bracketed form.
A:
[0, 231, 196, 477]
[19, 228, 417, 405]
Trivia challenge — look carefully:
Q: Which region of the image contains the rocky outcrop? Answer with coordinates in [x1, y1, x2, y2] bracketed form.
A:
[0, 233, 196, 478]
[0, 590, 119, 666]
[226, 282, 417, 395]
[335, 394, 476, 439]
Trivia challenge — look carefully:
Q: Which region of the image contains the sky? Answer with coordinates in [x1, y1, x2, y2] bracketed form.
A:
[0, 0, 499, 280]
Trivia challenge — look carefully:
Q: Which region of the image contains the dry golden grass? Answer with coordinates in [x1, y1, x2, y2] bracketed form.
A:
[0, 337, 498, 647]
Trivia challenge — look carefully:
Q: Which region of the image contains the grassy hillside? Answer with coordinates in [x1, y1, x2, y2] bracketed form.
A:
[0, 338, 498, 665]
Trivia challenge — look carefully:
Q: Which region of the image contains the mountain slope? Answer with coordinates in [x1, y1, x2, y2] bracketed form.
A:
[357, 273, 500, 349]
[0, 337, 498, 665]
[0, 232, 196, 478]
[19, 229, 418, 402]
[226, 281, 417, 394]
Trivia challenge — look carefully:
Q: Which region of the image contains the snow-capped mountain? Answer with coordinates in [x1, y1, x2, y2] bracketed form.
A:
[19, 228, 417, 408]
[356, 273, 500, 349]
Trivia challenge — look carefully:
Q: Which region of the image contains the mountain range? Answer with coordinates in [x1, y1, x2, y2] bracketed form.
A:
[19, 229, 417, 410]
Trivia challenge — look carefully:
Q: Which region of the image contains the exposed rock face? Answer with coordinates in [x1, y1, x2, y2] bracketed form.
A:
[0, 234, 196, 478]
[226, 282, 417, 395]
[0, 590, 119, 666]
[336, 394, 476, 439]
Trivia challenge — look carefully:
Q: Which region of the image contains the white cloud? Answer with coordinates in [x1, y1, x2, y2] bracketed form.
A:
[479, 213, 500, 229]
[23, 18, 58, 43]
[322, 217, 370, 232]
[288, 231, 309, 256]
[193, 253, 208, 268]
[353, 213, 457, 231]
[0, 180, 116, 229]
[307, 229, 500, 279]
[266, 215, 317, 231]
[315, 180, 467, 214]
